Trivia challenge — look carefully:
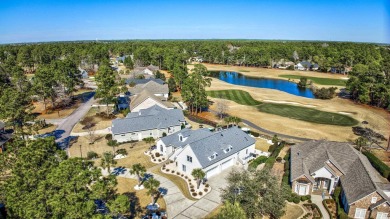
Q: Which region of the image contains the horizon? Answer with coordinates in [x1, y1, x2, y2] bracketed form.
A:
[0, 0, 389, 44]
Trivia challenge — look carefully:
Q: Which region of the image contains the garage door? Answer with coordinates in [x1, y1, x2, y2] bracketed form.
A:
[206, 166, 220, 178]
[221, 158, 234, 171]
[298, 185, 307, 195]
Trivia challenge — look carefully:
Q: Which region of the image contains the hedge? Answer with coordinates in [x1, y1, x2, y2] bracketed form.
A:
[333, 186, 350, 219]
[264, 157, 276, 169]
[249, 156, 268, 169]
[363, 151, 390, 179]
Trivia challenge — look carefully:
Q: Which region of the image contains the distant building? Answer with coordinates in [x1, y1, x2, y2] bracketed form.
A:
[78, 68, 89, 78]
[295, 61, 319, 71]
[130, 65, 160, 78]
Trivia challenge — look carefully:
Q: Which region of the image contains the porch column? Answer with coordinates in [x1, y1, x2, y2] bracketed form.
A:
[329, 178, 335, 194]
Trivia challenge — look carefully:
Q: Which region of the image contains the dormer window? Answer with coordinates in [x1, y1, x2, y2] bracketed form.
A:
[371, 197, 377, 204]
[209, 152, 218, 160]
[224, 146, 233, 153]
[179, 136, 183, 141]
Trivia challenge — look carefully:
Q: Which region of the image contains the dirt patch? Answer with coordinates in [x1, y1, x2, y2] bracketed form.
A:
[281, 203, 304, 219]
[255, 138, 271, 152]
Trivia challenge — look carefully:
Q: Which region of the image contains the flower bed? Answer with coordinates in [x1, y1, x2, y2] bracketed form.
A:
[303, 203, 322, 219]
[323, 199, 337, 219]
[144, 150, 167, 164]
[161, 161, 211, 199]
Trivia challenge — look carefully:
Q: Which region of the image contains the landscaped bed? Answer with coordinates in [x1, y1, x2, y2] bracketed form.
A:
[161, 162, 211, 199]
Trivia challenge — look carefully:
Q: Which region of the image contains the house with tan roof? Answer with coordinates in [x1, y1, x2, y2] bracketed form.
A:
[128, 80, 169, 99]
[130, 90, 175, 112]
[291, 140, 390, 219]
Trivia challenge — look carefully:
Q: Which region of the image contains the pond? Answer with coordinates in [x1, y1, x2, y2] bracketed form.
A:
[210, 71, 315, 98]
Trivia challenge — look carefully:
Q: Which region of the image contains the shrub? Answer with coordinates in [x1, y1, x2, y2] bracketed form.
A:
[155, 152, 160, 157]
[248, 156, 268, 169]
[171, 170, 175, 173]
[363, 151, 390, 179]
[313, 87, 337, 99]
[162, 164, 166, 168]
[204, 189, 208, 192]
[105, 133, 112, 141]
[184, 176, 188, 179]
[264, 157, 276, 169]
[205, 184, 209, 188]
[276, 157, 283, 162]
[198, 192, 203, 196]
[87, 151, 98, 160]
[153, 159, 156, 161]
[162, 132, 167, 137]
[192, 192, 197, 196]
[190, 185, 194, 189]
[176, 172, 180, 175]
[190, 189, 195, 192]
[249, 131, 260, 137]
[293, 195, 300, 204]
[116, 148, 128, 156]
[158, 159, 161, 162]
[181, 174, 184, 177]
[301, 195, 311, 202]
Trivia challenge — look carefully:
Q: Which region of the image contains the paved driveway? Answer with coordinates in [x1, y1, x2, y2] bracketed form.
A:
[55, 92, 95, 152]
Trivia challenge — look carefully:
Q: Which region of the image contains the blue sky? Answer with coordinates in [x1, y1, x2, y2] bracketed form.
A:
[0, 0, 388, 44]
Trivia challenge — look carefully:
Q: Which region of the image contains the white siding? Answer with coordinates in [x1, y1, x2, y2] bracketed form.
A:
[313, 167, 333, 179]
[176, 146, 202, 175]
[113, 125, 181, 143]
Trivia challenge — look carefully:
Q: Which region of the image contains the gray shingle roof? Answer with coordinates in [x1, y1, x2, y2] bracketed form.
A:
[291, 140, 389, 204]
[128, 80, 168, 96]
[177, 127, 255, 168]
[112, 105, 185, 134]
[160, 128, 213, 149]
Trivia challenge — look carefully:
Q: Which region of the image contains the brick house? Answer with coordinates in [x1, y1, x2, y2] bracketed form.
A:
[291, 141, 390, 219]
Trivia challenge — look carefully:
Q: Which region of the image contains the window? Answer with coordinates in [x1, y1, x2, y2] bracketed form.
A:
[160, 145, 163, 153]
[246, 149, 248, 154]
[150, 133, 152, 135]
[354, 208, 367, 219]
[371, 196, 377, 204]
[121, 134, 125, 136]
[376, 212, 388, 219]
[187, 156, 192, 163]
[209, 153, 218, 160]
[182, 165, 186, 172]
[179, 136, 183, 141]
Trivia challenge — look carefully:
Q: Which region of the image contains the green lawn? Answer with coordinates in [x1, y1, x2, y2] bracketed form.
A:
[207, 89, 261, 105]
[279, 74, 347, 86]
[207, 89, 359, 126]
[257, 103, 359, 126]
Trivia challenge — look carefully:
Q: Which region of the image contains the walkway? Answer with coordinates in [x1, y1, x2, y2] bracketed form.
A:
[311, 195, 330, 219]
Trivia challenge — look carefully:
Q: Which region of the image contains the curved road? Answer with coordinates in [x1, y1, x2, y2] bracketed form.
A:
[55, 92, 95, 151]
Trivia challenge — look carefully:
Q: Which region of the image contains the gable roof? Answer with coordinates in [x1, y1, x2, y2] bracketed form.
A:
[291, 140, 389, 204]
[125, 78, 165, 85]
[128, 80, 169, 95]
[130, 90, 174, 111]
[112, 105, 185, 134]
[160, 128, 214, 149]
[177, 127, 255, 168]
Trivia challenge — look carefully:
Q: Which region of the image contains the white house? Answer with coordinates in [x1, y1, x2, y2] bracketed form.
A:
[111, 105, 185, 142]
[130, 90, 175, 112]
[157, 127, 256, 178]
[295, 61, 319, 71]
[128, 80, 169, 99]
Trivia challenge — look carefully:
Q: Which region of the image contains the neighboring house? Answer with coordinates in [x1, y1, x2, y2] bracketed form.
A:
[291, 140, 390, 219]
[295, 61, 319, 71]
[157, 127, 256, 178]
[131, 65, 160, 77]
[111, 105, 185, 142]
[125, 78, 165, 86]
[117, 95, 130, 110]
[78, 68, 88, 79]
[272, 59, 295, 69]
[128, 80, 169, 99]
[130, 90, 175, 112]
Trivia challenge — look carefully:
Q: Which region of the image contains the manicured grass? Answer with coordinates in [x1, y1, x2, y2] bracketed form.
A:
[279, 74, 346, 86]
[257, 103, 359, 126]
[208, 89, 359, 126]
[207, 90, 261, 105]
